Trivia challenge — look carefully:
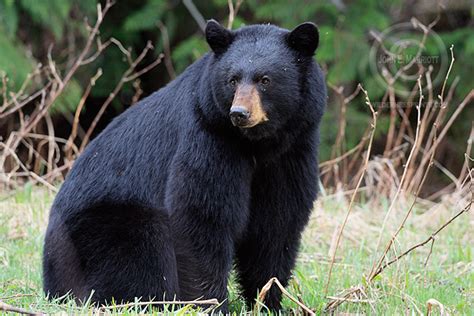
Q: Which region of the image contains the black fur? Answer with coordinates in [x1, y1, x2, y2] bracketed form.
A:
[43, 21, 326, 312]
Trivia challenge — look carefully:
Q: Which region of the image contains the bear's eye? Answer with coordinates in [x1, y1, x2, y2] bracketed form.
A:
[260, 76, 270, 85]
[229, 78, 238, 86]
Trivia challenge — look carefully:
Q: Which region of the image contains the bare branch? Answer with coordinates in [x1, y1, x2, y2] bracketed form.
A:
[182, 0, 206, 31]
[0, 300, 43, 316]
[257, 277, 315, 315]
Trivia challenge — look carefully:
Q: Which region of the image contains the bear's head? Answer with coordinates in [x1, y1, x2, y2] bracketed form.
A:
[204, 20, 322, 140]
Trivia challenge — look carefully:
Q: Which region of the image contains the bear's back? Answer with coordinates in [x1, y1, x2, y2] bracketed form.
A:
[51, 55, 211, 218]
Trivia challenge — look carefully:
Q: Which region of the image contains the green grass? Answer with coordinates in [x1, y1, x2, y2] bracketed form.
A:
[0, 186, 472, 315]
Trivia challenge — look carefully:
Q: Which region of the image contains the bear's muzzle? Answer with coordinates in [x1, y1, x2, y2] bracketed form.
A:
[230, 84, 268, 128]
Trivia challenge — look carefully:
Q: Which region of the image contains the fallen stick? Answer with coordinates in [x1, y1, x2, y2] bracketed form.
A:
[257, 277, 315, 315]
[0, 300, 43, 316]
[370, 198, 472, 280]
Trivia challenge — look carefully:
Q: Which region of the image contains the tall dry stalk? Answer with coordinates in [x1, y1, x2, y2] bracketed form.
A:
[371, 75, 424, 267]
[324, 84, 378, 295]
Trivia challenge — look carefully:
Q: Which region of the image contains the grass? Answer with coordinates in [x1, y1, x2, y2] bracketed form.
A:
[0, 186, 472, 315]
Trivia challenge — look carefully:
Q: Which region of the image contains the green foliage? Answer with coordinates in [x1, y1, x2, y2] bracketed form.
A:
[123, 0, 168, 32]
[172, 35, 208, 72]
[0, 31, 33, 89]
[0, 0, 19, 37]
[0, 0, 99, 113]
[0, 0, 472, 158]
[19, 0, 72, 39]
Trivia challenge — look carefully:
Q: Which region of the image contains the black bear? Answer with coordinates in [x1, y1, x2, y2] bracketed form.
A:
[43, 20, 326, 312]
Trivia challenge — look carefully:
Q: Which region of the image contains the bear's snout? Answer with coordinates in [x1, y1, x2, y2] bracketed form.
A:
[230, 84, 268, 128]
[230, 106, 250, 127]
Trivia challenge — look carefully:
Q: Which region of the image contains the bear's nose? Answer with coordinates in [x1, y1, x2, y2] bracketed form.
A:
[229, 106, 250, 126]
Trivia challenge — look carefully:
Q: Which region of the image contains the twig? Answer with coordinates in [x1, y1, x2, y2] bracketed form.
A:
[80, 38, 113, 66]
[391, 18, 434, 86]
[371, 165, 472, 281]
[0, 300, 43, 315]
[328, 85, 348, 186]
[322, 85, 364, 186]
[0, 143, 58, 192]
[79, 44, 163, 151]
[0, 65, 43, 115]
[459, 124, 474, 183]
[383, 87, 397, 155]
[324, 286, 368, 312]
[371, 75, 424, 276]
[408, 89, 473, 193]
[319, 134, 369, 169]
[426, 298, 447, 316]
[123, 53, 164, 83]
[405, 47, 459, 192]
[324, 84, 378, 295]
[157, 21, 176, 79]
[326, 296, 373, 303]
[0, 83, 52, 119]
[0, 0, 114, 180]
[0, 294, 34, 300]
[47, 45, 64, 88]
[423, 237, 435, 267]
[371, 135, 438, 281]
[227, 0, 243, 29]
[438, 45, 455, 106]
[182, 0, 206, 31]
[44, 112, 56, 174]
[370, 198, 472, 280]
[131, 79, 143, 105]
[65, 68, 103, 161]
[257, 277, 315, 315]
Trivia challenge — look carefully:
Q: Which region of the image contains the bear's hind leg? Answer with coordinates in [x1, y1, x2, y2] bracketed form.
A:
[47, 202, 179, 305]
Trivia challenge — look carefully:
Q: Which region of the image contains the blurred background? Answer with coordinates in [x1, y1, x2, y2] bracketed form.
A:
[0, 0, 473, 194]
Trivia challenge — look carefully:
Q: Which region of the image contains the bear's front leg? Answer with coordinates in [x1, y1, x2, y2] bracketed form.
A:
[235, 141, 319, 311]
[165, 130, 253, 311]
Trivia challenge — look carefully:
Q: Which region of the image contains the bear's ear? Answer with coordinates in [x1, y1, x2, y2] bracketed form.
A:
[287, 22, 319, 56]
[205, 19, 233, 55]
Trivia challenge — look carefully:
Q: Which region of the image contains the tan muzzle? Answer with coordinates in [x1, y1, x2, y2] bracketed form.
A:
[229, 84, 268, 128]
